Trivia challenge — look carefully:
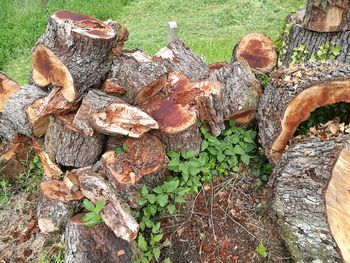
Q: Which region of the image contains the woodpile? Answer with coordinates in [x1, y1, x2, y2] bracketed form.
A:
[0, 10, 262, 262]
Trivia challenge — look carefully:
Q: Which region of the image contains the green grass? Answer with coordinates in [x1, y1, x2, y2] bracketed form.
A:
[0, 0, 305, 83]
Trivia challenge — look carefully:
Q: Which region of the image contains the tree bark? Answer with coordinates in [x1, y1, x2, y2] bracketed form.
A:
[63, 213, 132, 263]
[2, 85, 49, 138]
[231, 33, 278, 73]
[270, 136, 350, 262]
[101, 134, 167, 209]
[281, 9, 350, 67]
[45, 115, 105, 168]
[110, 50, 168, 104]
[257, 61, 350, 164]
[304, 0, 350, 32]
[37, 180, 83, 234]
[32, 11, 118, 102]
[73, 89, 158, 138]
[155, 39, 209, 82]
[78, 170, 139, 242]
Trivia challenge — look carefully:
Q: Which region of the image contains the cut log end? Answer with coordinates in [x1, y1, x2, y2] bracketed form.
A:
[40, 180, 83, 203]
[102, 78, 127, 96]
[233, 32, 277, 73]
[0, 73, 20, 112]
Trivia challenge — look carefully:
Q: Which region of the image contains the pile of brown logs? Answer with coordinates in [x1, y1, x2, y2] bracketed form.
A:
[2, 0, 350, 262]
[0, 10, 264, 262]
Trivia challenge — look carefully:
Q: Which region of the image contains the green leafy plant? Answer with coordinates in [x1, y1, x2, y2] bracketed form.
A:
[113, 143, 127, 154]
[256, 243, 268, 257]
[0, 178, 12, 209]
[17, 154, 43, 192]
[290, 45, 308, 64]
[82, 198, 105, 227]
[309, 43, 341, 62]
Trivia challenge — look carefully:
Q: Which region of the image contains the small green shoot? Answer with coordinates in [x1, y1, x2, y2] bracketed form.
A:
[256, 243, 268, 258]
[82, 198, 105, 227]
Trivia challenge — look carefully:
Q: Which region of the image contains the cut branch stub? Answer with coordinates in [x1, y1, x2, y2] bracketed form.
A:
[271, 136, 350, 262]
[78, 171, 139, 242]
[73, 89, 158, 137]
[101, 134, 167, 209]
[45, 115, 105, 168]
[2, 85, 49, 138]
[110, 50, 168, 104]
[32, 11, 118, 102]
[304, 0, 350, 32]
[37, 180, 83, 234]
[257, 61, 350, 164]
[63, 213, 132, 263]
[232, 32, 277, 73]
[155, 39, 209, 82]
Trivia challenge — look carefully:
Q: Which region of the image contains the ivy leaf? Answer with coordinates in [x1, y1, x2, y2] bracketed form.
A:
[241, 154, 250, 165]
[138, 197, 147, 206]
[113, 147, 125, 154]
[217, 152, 225, 163]
[151, 233, 164, 244]
[163, 179, 179, 193]
[152, 222, 161, 234]
[153, 247, 161, 261]
[82, 212, 97, 222]
[256, 243, 268, 257]
[167, 204, 176, 214]
[141, 185, 149, 198]
[233, 145, 245, 155]
[164, 258, 172, 263]
[201, 140, 209, 151]
[147, 194, 156, 204]
[83, 199, 95, 212]
[175, 195, 185, 204]
[138, 234, 148, 252]
[153, 185, 163, 194]
[157, 194, 168, 207]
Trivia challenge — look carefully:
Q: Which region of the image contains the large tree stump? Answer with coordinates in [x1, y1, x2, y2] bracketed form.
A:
[271, 136, 350, 262]
[231, 33, 277, 73]
[79, 171, 139, 242]
[63, 213, 132, 263]
[109, 50, 168, 104]
[155, 39, 209, 82]
[2, 85, 49, 138]
[101, 134, 167, 209]
[32, 11, 118, 102]
[304, 0, 350, 32]
[280, 8, 350, 66]
[73, 89, 158, 137]
[45, 115, 105, 168]
[209, 62, 261, 126]
[257, 61, 350, 164]
[37, 180, 83, 234]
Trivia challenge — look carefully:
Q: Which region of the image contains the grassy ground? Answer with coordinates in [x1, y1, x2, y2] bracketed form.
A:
[0, 0, 305, 84]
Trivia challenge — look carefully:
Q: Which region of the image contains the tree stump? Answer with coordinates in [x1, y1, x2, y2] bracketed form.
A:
[257, 61, 350, 164]
[79, 170, 139, 242]
[63, 213, 132, 263]
[155, 39, 209, 82]
[37, 180, 83, 234]
[45, 115, 105, 168]
[32, 11, 118, 102]
[101, 134, 167, 209]
[231, 33, 277, 73]
[271, 136, 350, 262]
[73, 89, 158, 138]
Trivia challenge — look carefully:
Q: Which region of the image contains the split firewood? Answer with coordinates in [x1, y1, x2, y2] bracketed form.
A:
[155, 39, 209, 82]
[37, 180, 83, 234]
[271, 135, 350, 262]
[0, 72, 20, 112]
[304, 0, 350, 32]
[257, 61, 350, 164]
[231, 32, 277, 73]
[45, 115, 105, 168]
[79, 171, 139, 242]
[102, 78, 126, 96]
[32, 11, 118, 102]
[63, 167, 91, 193]
[63, 213, 132, 263]
[109, 50, 168, 104]
[32, 139, 62, 179]
[0, 135, 32, 179]
[280, 7, 350, 66]
[73, 89, 158, 138]
[2, 85, 49, 138]
[101, 134, 167, 209]
[208, 61, 261, 126]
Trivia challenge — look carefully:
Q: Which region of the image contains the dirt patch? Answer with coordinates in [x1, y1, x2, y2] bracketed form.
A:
[160, 171, 290, 262]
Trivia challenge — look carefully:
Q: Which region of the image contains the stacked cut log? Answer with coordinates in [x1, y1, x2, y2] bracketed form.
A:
[280, 0, 350, 66]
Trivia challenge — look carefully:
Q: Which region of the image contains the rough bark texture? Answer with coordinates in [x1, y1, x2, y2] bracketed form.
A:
[101, 134, 167, 209]
[110, 50, 168, 104]
[73, 89, 158, 137]
[257, 61, 350, 163]
[281, 9, 350, 67]
[32, 11, 118, 102]
[37, 180, 83, 234]
[304, 0, 350, 32]
[155, 39, 209, 82]
[45, 115, 105, 168]
[79, 170, 139, 242]
[63, 213, 132, 263]
[231, 33, 278, 73]
[271, 136, 350, 262]
[209, 62, 261, 126]
[2, 85, 49, 138]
